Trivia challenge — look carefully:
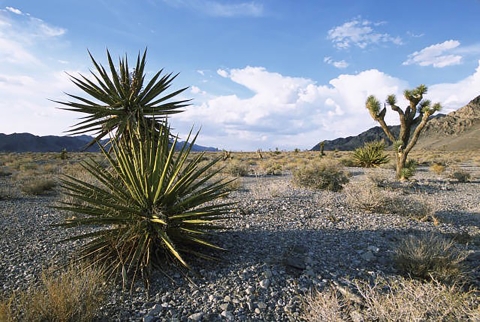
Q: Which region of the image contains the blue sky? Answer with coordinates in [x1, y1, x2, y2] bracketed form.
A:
[1, 0, 480, 151]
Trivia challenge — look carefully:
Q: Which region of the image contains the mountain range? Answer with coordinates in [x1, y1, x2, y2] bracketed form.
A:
[311, 95, 480, 151]
[0, 133, 218, 153]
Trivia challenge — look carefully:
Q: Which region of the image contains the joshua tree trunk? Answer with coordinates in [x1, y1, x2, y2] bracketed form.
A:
[365, 85, 441, 181]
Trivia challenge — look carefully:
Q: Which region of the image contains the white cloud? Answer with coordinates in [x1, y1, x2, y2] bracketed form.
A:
[161, 0, 263, 17]
[172, 66, 410, 150]
[429, 60, 480, 111]
[217, 69, 228, 78]
[5, 7, 22, 15]
[328, 17, 402, 49]
[324, 57, 349, 69]
[403, 40, 462, 68]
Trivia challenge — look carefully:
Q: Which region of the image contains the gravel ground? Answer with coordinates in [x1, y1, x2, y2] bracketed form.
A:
[1, 165, 479, 321]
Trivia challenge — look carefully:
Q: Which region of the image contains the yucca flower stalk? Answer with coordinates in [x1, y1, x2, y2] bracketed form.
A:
[54, 125, 235, 289]
[53, 49, 190, 149]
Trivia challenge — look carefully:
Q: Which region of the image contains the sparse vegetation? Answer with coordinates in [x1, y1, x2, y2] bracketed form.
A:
[0, 264, 106, 322]
[20, 177, 56, 195]
[394, 233, 469, 283]
[449, 167, 471, 182]
[292, 160, 349, 191]
[302, 276, 479, 321]
[430, 162, 446, 175]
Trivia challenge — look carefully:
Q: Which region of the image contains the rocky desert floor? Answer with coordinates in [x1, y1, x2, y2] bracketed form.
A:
[0, 152, 479, 321]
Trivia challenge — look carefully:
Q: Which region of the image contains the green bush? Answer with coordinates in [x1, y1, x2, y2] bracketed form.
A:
[351, 140, 390, 168]
[292, 160, 349, 191]
[400, 159, 417, 180]
[449, 168, 471, 183]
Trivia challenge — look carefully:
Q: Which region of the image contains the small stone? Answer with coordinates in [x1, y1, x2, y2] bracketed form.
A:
[367, 245, 379, 253]
[256, 302, 267, 310]
[188, 312, 204, 321]
[254, 308, 261, 314]
[143, 316, 155, 322]
[361, 251, 375, 262]
[259, 278, 270, 289]
[224, 295, 231, 302]
[148, 303, 162, 316]
[219, 302, 232, 311]
[246, 286, 255, 295]
[221, 310, 234, 321]
[264, 269, 273, 279]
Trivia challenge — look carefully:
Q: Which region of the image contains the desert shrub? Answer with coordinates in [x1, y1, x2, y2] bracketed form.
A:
[430, 162, 446, 175]
[0, 167, 12, 177]
[387, 195, 434, 220]
[0, 264, 106, 322]
[351, 140, 390, 168]
[55, 128, 234, 289]
[301, 276, 478, 322]
[223, 159, 250, 176]
[20, 177, 56, 195]
[292, 160, 349, 192]
[366, 170, 391, 187]
[261, 161, 282, 176]
[394, 233, 469, 283]
[449, 168, 471, 183]
[344, 180, 387, 212]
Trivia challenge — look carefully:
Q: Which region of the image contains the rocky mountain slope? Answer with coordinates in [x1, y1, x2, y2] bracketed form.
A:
[312, 95, 480, 151]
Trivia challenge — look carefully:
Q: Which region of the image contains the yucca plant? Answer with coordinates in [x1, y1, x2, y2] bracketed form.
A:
[53, 49, 190, 149]
[54, 125, 235, 289]
[351, 140, 390, 168]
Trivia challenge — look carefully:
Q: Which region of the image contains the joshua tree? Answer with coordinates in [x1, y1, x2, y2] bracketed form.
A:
[366, 85, 441, 180]
[319, 141, 326, 156]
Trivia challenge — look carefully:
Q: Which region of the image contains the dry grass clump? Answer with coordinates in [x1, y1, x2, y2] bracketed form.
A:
[0, 265, 107, 322]
[260, 160, 283, 175]
[222, 159, 251, 177]
[387, 195, 435, 221]
[345, 178, 435, 221]
[301, 277, 479, 322]
[394, 233, 469, 283]
[20, 176, 57, 195]
[292, 160, 349, 192]
[429, 162, 446, 175]
[344, 180, 386, 213]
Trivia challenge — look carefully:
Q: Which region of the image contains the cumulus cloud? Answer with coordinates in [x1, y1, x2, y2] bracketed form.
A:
[328, 17, 402, 49]
[403, 40, 462, 68]
[324, 57, 349, 69]
[429, 60, 480, 111]
[172, 66, 411, 150]
[161, 0, 263, 17]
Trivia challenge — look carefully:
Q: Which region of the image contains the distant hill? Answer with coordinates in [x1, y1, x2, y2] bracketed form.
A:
[311, 95, 480, 151]
[0, 133, 218, 153]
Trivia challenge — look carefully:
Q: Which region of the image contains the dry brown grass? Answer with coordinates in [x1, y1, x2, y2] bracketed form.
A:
[301, 277, 479, 322]
[394, 233, 469, 283]
[0, 264, 107, 322]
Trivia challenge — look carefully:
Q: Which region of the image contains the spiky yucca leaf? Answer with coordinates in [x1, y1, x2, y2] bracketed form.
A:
[352, 140, 390, 168]
[53, 49, 190, 149]
[55, 126, 234, 288]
